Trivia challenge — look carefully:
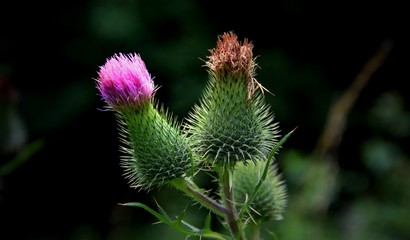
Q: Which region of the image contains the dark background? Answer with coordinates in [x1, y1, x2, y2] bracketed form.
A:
[1, 0, 409, 239]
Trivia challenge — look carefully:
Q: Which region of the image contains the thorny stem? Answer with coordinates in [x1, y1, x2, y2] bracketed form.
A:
[218, 165, 246, 240]
[172, 178, 227, 217]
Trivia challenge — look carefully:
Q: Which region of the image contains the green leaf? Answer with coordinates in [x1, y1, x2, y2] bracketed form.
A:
[120, 202, 228, 240]
[120, 202, 169, 224]
[0, 139, 44, 177]
[176, 205, 188, 223]
[204, 213, 212, 231]
[154, 198, 171, 219]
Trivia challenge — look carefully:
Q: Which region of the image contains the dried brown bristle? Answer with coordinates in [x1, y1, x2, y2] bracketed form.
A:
[206, 31, 272, 99]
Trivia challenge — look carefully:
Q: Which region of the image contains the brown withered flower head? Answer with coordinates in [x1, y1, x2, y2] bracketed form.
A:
[206, 31, 271, 99]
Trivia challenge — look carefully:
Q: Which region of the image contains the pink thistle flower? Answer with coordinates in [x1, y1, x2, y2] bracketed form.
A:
[96, 53, 155, 109]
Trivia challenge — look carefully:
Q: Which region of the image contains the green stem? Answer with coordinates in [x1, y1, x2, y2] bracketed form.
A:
[218, 166, 246, 240]
[172, 178, 227, 217]
[249, 222, 261, 240]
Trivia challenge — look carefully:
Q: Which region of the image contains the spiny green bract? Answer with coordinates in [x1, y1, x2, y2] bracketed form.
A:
[117, 102, 195, 190]
[233, 160, 287, 222]
[186, 75, 280, 165]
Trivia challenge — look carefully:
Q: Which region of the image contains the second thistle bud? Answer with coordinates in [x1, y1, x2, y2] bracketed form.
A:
[232, 160, 287, 223]
[187, 32, 280, 166]
[96, 53, 195, 190]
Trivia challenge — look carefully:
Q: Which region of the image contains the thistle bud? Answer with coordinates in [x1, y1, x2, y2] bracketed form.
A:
[187, 32, 280, 166]
[232, 160, 287, 222]
[96, 53, 194, 190]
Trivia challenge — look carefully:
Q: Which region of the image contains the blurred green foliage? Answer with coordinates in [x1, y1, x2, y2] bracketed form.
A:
[1, 0, 408, 239]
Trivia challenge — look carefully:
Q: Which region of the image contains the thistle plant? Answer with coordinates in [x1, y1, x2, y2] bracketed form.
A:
[95, 32, 294, 240]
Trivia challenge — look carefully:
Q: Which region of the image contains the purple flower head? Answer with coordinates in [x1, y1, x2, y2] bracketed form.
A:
[97, 53, 155, 109]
